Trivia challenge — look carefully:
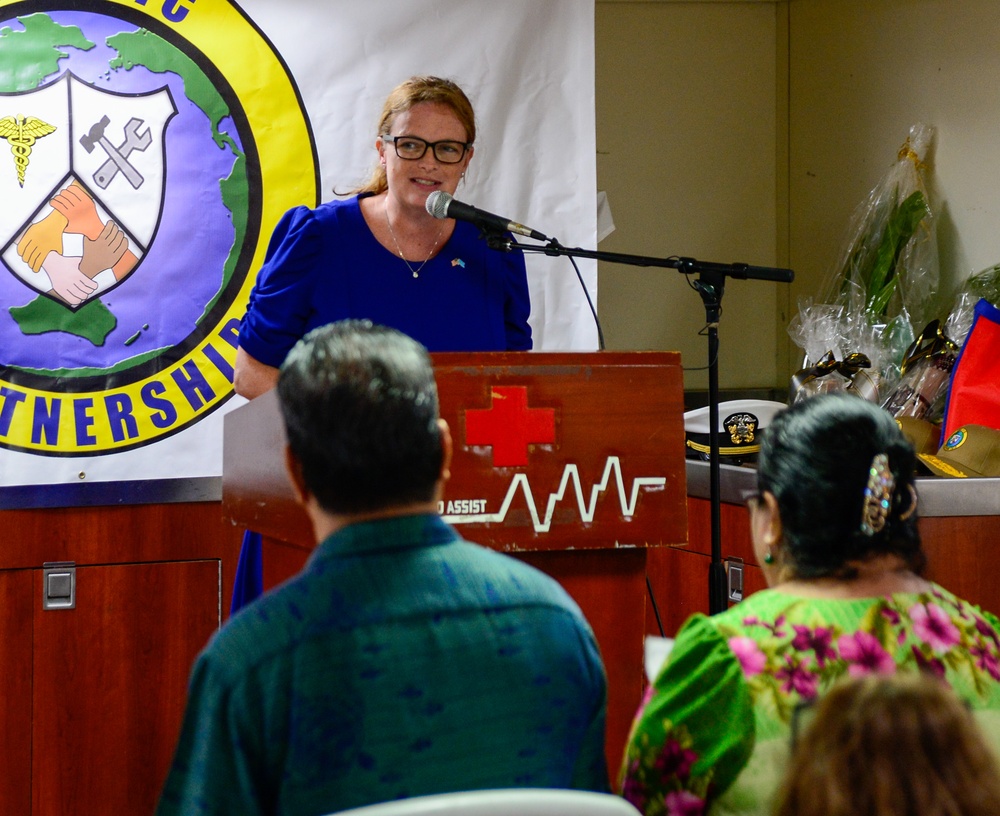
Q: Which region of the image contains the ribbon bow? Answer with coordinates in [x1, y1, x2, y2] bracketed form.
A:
[789, 351, 872, 403]
[900, 319, 957, 376]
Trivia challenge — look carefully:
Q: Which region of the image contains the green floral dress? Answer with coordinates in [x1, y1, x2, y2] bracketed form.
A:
[619, 584, 1000, 816]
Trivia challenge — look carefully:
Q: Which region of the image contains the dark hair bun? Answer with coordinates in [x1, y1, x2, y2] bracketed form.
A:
[757, 394, 923, 579]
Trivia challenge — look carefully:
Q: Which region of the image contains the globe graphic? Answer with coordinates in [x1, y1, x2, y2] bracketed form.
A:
[0, 9, 251, 386]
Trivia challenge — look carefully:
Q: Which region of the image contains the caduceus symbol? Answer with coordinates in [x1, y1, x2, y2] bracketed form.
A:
[0, 114, 57, 187]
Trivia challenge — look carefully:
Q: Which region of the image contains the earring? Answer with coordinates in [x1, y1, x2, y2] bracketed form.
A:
[899, 484, 919, 522]
[764, 550, 774, 565]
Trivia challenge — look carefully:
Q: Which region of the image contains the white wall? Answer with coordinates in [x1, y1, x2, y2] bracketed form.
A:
[596, 0, 1000, 391]
[596, 1, 784, 391]
[788, 0, 1000, 335]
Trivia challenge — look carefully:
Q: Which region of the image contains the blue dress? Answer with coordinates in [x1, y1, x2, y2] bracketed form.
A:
[239, 194, 532, 366]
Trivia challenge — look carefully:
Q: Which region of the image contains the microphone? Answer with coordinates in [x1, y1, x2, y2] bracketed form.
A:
[426, 191, 547, 241]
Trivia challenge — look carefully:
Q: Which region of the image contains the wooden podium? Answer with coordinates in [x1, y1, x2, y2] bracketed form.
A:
[223, 351, 688, 777]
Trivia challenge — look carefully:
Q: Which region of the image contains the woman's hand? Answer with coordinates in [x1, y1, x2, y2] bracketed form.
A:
[234, 347, 280, 399]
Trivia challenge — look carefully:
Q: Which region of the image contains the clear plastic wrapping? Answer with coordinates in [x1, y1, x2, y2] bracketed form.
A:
[789, 124, 939, 402]
[880, 319, 957, 421]
[944, 263, 1000, 347]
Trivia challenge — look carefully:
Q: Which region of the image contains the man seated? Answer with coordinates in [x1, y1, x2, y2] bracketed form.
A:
[157, 319, 609, 816]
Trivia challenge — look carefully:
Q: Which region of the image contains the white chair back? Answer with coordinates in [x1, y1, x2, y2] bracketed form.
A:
[326, 788, 641, 816]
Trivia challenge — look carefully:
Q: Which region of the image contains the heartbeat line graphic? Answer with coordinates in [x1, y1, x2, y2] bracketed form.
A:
[442, 456, 667, 533]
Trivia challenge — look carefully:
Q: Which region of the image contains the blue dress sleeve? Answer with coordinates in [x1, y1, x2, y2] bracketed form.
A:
[239, 206, 323, 368]
[619, 614, 755, 815]
[502, 247, 532, 350]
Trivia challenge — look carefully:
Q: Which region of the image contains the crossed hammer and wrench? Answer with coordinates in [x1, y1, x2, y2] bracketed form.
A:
[79, 115, 152, 190]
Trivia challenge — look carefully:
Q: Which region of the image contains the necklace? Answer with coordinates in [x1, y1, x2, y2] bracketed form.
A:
[384, 200, 446, 278]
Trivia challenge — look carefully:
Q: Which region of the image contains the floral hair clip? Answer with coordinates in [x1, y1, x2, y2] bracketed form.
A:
[860, 452, 894, 536]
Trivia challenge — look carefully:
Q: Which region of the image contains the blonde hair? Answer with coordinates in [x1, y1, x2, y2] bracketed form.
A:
[351, 76, 476, 197]
[774, 673, 1000, 816]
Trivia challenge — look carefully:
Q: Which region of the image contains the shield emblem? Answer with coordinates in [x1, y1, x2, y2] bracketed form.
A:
[0, 73, 176, 310]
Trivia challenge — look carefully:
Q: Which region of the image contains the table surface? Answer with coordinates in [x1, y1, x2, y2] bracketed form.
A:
[686, 459, 1000, 517]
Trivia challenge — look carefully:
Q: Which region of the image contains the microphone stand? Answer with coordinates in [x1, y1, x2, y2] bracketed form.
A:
[484, 231, 793, 615]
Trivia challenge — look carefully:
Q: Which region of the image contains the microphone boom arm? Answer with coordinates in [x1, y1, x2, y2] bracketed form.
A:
[488, 235, 793, 283]
[488, 232, 793, 617]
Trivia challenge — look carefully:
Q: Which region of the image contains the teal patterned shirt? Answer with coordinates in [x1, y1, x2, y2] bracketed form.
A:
[158, 514, 609, 816]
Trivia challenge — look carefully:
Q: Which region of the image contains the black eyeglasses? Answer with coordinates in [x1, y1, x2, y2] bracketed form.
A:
[382, 135, 472, 164]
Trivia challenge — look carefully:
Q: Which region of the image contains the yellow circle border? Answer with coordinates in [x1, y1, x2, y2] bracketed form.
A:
[0, 1, 317, 455]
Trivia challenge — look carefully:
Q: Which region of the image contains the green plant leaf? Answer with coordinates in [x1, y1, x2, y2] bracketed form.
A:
[865, 190, 928, 316]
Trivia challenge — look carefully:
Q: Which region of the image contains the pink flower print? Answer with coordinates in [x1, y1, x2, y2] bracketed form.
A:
[911, 602, 961, 653]
[665, 790, 707, 816]
[639, 682, 656, 709]
[838, 631, 895, 676]
[729, 636, 767, 677]
[791, 625, 837, 668]
[742, 614, 785, 636]
[912, 645, 946, 679]
[976, 616, 1000, 646]
[775, 654, 819, 698]
[619, 764, 647, 810]
[881, 607, 901, 625]
[653, 738, 698, 781]
[971, 640, 1000, 681]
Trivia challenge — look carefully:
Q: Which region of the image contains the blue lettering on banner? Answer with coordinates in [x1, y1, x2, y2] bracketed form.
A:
[0, 387, 27, 436]
[132, 0, 197, 24]
[141, 382, 178, 429]
[32, 396, 60, 446]
[218, 317, 240, 349]
[203, 343, 234, 382]
[171, 360, 215, 410]
[105, 394, 140, 442]
[162, 0, 196, 23]
[74, 399, 97, 446]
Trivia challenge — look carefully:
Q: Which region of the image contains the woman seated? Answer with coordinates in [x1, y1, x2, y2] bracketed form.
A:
[774, 672, 1000, 816]
[619, 394, 1000, 816]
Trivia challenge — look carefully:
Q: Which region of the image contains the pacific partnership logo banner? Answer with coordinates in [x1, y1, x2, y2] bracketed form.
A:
[0, 0, 596, 493]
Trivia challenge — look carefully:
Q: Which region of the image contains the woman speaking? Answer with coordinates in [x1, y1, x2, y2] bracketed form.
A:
[235, 75, 532, 399]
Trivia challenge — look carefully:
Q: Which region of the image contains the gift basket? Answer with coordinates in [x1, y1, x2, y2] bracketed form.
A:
[788, 123, 939, 406]
[881, 262, 1000, 426]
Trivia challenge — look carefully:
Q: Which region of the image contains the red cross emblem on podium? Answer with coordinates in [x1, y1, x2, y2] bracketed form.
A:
[465, 386, 556, 467]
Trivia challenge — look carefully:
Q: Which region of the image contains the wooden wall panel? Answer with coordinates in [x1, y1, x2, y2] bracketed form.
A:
[31, 560, 220, 816]
[0, 570, 32, 815]
[684, 496, 757, 563]
[646, 546, 711, 638]
[0, 502, 244, 580]
[0, 501, 242, 816]
[686, 496, 1000, 616]
[920, 516, 1000, 614]
[261, 535, 310, 590]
